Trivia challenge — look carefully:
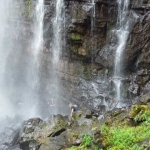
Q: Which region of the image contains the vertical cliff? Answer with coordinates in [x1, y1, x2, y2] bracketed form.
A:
[39, 0, 150, 113]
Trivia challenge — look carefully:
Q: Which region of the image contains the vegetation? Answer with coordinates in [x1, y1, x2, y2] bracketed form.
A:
[68, 133, 101, 150]
[101, 123, 150, 150]
[130, 105, 150, 122]
[68, 105, 150, 150]
[100, 105, 150, 150]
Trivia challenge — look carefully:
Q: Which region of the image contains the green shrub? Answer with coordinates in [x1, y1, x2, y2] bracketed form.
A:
[68, 133, 102, 150]
[101, 123, 150, 150]
[130, 105, 150, 122]
[80, 133, 93, 147]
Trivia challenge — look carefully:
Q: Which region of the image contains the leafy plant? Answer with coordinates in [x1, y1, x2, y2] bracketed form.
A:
[130, 105, 150, 122]
[101, 124, 109, 136]
[80, 133, 93, 147]
[68, 133, 102, 150]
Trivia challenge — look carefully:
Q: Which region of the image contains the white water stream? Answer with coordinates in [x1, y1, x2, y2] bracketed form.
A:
[114, 0, 130, 107]
[52, 0, 64, 64]
[34, 0, 44, 57]
[0, 0, 44, 131]
[50, 0, 64, 113]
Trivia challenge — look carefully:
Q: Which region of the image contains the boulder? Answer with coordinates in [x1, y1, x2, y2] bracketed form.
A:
[139, 92, 150, 104]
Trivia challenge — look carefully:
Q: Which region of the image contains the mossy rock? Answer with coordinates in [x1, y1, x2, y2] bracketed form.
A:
[71, 33, 82, 41]
[130, 105, 150, 122]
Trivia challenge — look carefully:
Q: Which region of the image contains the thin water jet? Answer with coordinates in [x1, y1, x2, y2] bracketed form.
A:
[114, 0, 130, 107]
[50, 0, 64, 114]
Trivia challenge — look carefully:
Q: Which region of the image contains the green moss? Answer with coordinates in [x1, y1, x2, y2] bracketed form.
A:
[53, 119, 68, 130]
[71, 33, 81, 40]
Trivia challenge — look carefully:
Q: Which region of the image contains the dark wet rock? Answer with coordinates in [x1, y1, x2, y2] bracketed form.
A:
[128, 82, 139, 95]
[39, 133, 68, 150]
[18, 109, 102, 149]
[9, 145, 21, 150]
[20, 118, 43, 150]
[125, 11, 150, 68]
[143, 81, 150, 94]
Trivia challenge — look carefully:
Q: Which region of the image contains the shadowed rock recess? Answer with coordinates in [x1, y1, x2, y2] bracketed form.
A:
[0, 0, 150, 149]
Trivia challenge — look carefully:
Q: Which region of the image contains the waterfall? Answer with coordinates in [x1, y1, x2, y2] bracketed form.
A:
[0, 0, 44, 131]
[34, 0, 44, 58]
[91, 0, 95, 52]
[52, 0, 64, 64]
[26, 0, 44, 117]
[50, 0, 64, 113]
[113, 0, 130, 107]
[92, 0, 95, 18]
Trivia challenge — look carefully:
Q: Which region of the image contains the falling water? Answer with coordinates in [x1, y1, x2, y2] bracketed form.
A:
[34, 0, 44, 57]
[52, 0, 64, 64]
[26, 0, 44, 116]
[50, 0, 64, 113]
[0, 0, 44, 131]
[92, 0, 95, 17]
[0, 0, 15, 119]
[91, 0, 95, 54]
[114, 0, 130, 107]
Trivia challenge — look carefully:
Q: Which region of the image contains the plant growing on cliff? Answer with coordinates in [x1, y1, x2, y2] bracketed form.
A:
[101, 123, 150, 150]
[68, 133, 102, 150]
[80, 133, 93, 147]
[130, 105, 150, 123]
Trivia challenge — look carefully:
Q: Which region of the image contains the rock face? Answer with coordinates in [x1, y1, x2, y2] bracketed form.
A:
[3, 0, 150, 114]
[43, 0, 149, 111]
[35, 0, 150, 113]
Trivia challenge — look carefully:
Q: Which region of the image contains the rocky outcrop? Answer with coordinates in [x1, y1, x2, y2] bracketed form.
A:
[1, 104, 150, 150]
[14, 109, 102, 150]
